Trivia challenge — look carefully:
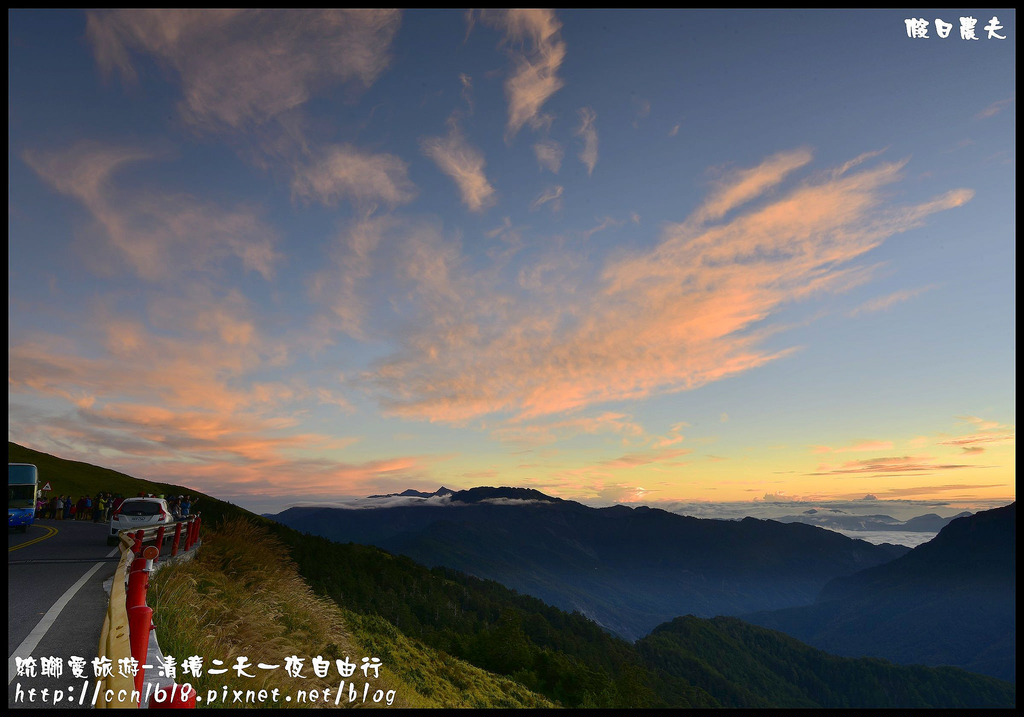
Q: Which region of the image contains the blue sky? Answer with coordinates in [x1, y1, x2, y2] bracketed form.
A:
[8, 10, 1015, 512]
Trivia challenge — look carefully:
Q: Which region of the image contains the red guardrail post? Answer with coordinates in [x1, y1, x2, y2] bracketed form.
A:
[127, 605, 153, 705]
[133, 530, 144, 554]
[171, 522, 183, 556]
[155, 525, 166, 554]
[126, 564, 149, 610]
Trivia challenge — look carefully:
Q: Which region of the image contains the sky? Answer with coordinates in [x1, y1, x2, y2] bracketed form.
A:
[8, 10, 1016, 515]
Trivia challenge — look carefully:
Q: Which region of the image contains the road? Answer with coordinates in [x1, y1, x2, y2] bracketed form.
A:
[7, 516, 192, 709]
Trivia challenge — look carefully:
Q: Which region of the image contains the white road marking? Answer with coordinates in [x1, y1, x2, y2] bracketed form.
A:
[8, 546, 120, 685]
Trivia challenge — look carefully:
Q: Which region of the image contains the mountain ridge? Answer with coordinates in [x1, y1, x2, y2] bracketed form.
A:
[271, 487, 910, 641]
[744, 503, 1015, 682]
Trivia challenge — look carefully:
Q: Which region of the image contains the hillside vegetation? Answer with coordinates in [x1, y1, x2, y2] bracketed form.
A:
[149, 518, 552, 708]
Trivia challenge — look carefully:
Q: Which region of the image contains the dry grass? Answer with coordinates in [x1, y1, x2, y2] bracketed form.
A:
[148, 518, 553, 709]
[149, 518, 406, 708]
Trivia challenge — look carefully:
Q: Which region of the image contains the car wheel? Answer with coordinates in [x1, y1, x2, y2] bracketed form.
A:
[107, 536, 119, 546]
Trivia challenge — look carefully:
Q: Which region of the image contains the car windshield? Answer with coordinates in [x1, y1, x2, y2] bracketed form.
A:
[120, 501, 162, 516]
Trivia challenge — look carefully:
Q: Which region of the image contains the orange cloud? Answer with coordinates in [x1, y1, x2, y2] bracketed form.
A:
[421, 118, 496, 212]
[291, 145, 416, 208]
[371, 150, 972, 425]
[482, 9, 566, 137]
[808, 455, 978, 476]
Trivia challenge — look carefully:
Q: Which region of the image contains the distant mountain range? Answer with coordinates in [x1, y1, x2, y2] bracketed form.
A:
[366, 486, 455, 499]
[744, 503, 1016, 682]
[772, 510, 973, 533]
[271, 486, 908, 641]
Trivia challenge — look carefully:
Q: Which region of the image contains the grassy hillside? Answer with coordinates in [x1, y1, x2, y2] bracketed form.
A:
[7, 442, 252, 528]
[149, 518, 552, 708]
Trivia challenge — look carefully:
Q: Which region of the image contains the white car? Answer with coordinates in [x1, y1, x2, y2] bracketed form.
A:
[107, 497, 173, 546]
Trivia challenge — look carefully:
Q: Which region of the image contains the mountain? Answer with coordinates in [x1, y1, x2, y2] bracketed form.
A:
[366, 486, 456, 499]
[637, 616, 1014, 708]
[744, 503, 1016, 682]
[773, 510, 973, 533]
[271, 486, 909, 641]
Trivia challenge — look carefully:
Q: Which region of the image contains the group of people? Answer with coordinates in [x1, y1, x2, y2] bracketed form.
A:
[38, 493, 124, 522]
[166, 495, 196, 520]
[35, 491, 198, 522]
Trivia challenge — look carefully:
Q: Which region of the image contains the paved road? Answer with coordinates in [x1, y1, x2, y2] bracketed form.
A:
[7, 517, 194, 709]
[8, 519, 117, 708]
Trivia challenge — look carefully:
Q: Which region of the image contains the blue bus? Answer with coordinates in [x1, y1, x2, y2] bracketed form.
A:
[9, 463, 39, 532]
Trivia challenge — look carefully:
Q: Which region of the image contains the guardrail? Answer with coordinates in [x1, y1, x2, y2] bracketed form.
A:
[95, 516, 201, 709]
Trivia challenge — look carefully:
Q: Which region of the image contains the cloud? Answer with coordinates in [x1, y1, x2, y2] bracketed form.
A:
[848, 285, 935, 317]
[581, 217, 623, 240]
[24, 142, 280, 281]
[938, 432, 1015, 449]
[291, 145, 416, 208]
[534, 140, 564, 173]
[575, 107, 599, 175]
[808, 455, 977, 476]
[694, 148, 813, 224]
[368, 150, 973, 425]
[308, 214, 394, 339]
[530, 185, 563, 212]
[956, 415, 1004, 431]
[87, 9, 401, 132]
[482, 9, 566, 137]
[975, 97, 1014, 120]
[421, 118, 496, 212]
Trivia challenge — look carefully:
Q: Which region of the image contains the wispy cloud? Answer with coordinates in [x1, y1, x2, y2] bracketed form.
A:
[368, 150, 972, 426]
[576, 107, 598, 175]
[848, 285, 935, 317]
[308, 214, 393, 339]
[534, 140, 564, 173]
[291, 144, 416, 208]
[482, 9, 566, 137]
[87, 9, 401, 133]
[24, 142, 280, 281]
[808, 455, 976, 476]
[694, 148, 813, 224]
[581, 216, 623, 240]
[530, 185, 563, 212]
[975, 96, 1014, 120]
[421, 118, 496, 212]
